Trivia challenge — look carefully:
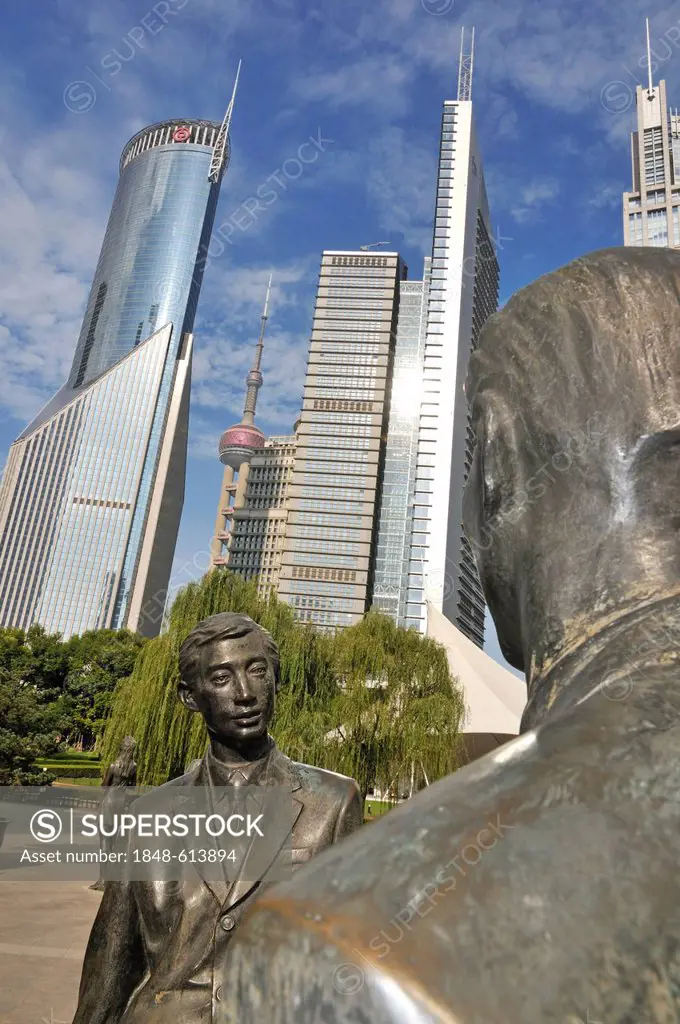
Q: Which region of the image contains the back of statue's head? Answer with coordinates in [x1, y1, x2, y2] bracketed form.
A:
[463, 247, 680, 671]
[468, 247, 680, 454]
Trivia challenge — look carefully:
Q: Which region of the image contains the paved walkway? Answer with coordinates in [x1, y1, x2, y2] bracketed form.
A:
[0, 881, 101, 1024]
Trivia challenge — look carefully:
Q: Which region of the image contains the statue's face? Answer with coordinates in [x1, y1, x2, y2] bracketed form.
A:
[183, 633, 276, 748]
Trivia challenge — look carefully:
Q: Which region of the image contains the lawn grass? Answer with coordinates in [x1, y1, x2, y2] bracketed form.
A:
[38, 750, 100, 763]
[364, 799, 396, 821]
[52, 778, 101, 787]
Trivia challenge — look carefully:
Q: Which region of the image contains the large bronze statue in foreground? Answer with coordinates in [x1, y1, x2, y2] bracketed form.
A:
[73, 613, 362, 1024]
[216, 248, 680, 1023]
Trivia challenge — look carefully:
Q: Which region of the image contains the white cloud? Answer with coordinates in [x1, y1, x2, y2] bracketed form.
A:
[485, 168, 561, 226]
[512, 177, 561, 223]
[364, 127, 438, 252]
[587, 183, 621, 210]
[290, 54, 413, 114]
[0, 114, 112, 421]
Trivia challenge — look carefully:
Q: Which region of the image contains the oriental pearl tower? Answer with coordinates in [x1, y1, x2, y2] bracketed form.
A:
[210, 277, 271, 568]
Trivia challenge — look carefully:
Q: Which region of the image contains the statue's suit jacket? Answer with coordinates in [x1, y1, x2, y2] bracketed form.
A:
[72, 746, 362, 1024]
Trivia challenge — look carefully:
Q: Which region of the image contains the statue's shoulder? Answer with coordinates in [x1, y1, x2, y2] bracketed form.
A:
[163, 767, 199, 788]
[286, 757, 360, 802]
[129, 765, 201, 810]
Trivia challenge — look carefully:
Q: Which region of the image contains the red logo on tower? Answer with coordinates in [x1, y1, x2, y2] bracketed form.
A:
[173, 125, 191, 143]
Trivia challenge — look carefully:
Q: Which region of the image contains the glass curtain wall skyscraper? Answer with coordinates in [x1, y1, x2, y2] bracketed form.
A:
[372, 260, 431, 627]
[277, 251, 403, 629]
[413, 32, 498, 647]
[623, 21, 680, 248]
[0, 97, 237, 637]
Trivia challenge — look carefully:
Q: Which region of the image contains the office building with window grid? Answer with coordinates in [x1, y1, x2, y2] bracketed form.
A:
[623, 28, 680, 248]
[372, 261, 431, 628]
[413, 33, 499, 647]
[0, 79, 238, 637]
[277, 251, 404, 630]
[224, 433, 296, 597]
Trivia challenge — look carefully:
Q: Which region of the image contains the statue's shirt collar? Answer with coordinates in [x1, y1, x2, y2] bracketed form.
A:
[205, 739, 275, 789]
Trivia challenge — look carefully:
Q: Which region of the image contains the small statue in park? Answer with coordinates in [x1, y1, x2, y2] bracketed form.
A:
[213, 247, 680, 1022]
[89, 735, 137, 891]
[73, 613, 362, 1023]
[102, 735, 138, 790]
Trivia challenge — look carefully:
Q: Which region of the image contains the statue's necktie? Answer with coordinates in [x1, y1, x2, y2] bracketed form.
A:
[228, 770, 249, 788]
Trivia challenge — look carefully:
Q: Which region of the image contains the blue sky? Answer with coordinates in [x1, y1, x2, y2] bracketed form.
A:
[0, 0, 676, 670]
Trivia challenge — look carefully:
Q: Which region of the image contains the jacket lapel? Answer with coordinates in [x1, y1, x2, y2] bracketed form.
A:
[172, 747, 305, 909]
[222, 748, 303, 911]
[176, 756, 232, 907]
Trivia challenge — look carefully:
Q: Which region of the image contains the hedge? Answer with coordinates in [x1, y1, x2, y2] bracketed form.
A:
[38, 764, 102, 780]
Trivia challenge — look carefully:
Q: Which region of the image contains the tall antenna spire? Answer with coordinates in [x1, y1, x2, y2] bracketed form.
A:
[209, 60, 242, 184]
[253, 274, 272, 374]
[242, 275, 272, 425]
[646, 17, 654, 95]
[457, 26, 475, 102]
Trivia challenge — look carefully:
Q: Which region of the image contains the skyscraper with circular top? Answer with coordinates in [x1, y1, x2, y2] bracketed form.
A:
[0, 71, 240, 637]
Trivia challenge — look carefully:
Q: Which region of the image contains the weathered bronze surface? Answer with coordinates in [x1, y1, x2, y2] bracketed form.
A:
[215, 248, 680, 1023]
[73, 613, 362, 1023]
[101, 735, 138, 790]
[90, 735, 137, 891]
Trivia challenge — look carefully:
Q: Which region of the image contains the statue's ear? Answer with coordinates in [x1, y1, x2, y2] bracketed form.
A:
[177, 680, 200, 713]
[475, 393, 524, 523]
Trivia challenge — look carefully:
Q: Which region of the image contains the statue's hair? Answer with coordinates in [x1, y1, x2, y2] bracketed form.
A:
[178, 613, 280, 689]
[116, 736, 136, 774]
[466, 248, 680, 461]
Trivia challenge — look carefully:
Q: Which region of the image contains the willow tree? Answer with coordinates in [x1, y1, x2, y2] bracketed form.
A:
[323, 611, 465, 800]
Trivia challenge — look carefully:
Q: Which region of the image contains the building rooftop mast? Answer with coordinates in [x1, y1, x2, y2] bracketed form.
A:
[457, 26, 475, 102]
[645, 17, 655, 96]
[209, 60, 242, 183]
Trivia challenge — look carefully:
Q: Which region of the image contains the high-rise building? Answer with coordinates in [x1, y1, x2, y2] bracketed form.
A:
[373, 30, 498, 646]
[277, 250, 404, 629]
[210, 278, 272, 572]
[223, 432, 297, 598]
[372, 260, 431, 628]
[412, 29, 499, 646]
[623, 20, 680, 248]
[0, 72, 240, 638]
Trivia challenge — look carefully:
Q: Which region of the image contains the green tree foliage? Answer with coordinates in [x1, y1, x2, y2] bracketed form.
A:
[0, 624, 146, 782]
[62, 629, 146, 748]
[102, 571, 464, 795]
[0, 627, 69, 784]
[0, 625, 69, 697]
[327, 611, 464, 799]
[0, 680, 67, 785]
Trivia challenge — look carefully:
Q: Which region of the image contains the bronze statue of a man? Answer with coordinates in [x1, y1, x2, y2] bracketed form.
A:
[213, 248, 680, 1023]
[73, 613, 362, 1024]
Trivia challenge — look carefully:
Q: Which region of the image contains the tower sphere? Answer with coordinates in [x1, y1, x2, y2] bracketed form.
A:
[218, 423, 266, 469]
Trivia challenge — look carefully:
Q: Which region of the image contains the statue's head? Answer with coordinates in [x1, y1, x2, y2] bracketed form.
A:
[178, 613, 280, 748]
[118, 735, 136, 759]
[463, 247, 680, 674]
[115, 736, 136, 774]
